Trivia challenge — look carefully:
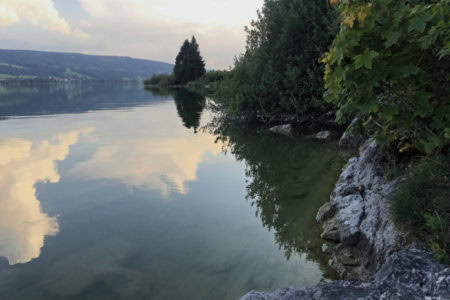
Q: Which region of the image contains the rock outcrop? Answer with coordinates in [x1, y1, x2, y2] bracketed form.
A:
[316, 139, 403, 280]
[240, 248, 450, 300]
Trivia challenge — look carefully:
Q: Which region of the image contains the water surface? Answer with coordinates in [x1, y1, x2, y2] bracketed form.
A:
[0, 84, 344, 299]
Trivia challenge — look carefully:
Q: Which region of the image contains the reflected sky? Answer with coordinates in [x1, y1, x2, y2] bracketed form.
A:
[0, 129, 92, 265]
[70, 118, 222, 197]
[0, 85, 343, 299]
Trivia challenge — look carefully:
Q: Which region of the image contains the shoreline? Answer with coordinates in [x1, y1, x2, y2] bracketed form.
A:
[240, 132, 450, 299]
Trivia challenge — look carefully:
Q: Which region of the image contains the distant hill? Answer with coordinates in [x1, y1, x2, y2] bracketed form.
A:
[0, 49, 173, 80]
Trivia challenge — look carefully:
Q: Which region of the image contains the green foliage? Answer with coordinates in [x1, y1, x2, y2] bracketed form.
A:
[144, 73, 175, 86]
[323, 0, 450, 155]
[201, 70, 229, 85]
[188, 70, 230, 91]
[391, 157, 450, 264]
[215, 0, 339, 119]
[174, 36, 206, 85]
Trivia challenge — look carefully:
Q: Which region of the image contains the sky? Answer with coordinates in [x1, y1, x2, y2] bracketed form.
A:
[0, 0, 264, 69]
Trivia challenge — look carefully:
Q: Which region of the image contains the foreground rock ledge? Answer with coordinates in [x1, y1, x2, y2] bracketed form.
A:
[241, 140, 450, 299]
[316, 140, 402, 280]
[241, 249, 450, 300]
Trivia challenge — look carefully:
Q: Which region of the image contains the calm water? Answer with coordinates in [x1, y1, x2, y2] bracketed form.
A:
[0, 84, 344, 299]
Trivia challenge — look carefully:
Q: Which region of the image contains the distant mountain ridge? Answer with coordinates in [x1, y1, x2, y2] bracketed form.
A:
[0, 49, 173, 80]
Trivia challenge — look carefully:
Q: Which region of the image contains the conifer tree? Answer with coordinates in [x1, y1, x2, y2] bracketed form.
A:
[174, 39, 191, 84]
[187, 36, 206, 81]
[173, 36, 206, 84]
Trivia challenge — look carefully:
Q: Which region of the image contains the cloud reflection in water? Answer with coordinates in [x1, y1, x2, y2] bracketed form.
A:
[70, 132, 222, 197]
[0, 128, 93, 265]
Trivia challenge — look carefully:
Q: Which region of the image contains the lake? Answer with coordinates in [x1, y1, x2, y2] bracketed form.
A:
[0, 83, 344, 299]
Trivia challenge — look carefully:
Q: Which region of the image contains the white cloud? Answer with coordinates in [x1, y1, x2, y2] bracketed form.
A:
[0, 128, 93, 265]
[0, 0, 88, 38]
[80, 0, 260, 29]
[76, 0, 263, 68]
[0, 0, 264, 68]
[0, 3, 19, 26]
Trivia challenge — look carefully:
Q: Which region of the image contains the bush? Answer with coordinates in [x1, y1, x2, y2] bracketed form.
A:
[144, 73, 175, 86]
[201, 70, 229, 85]
[391, 157, 450, 264]
[323, 0, 450, 155]
[215, 0, 339, 119]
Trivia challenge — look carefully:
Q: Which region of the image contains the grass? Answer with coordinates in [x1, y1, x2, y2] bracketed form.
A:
[0, 62, 27, 69]
[0, 74, 16, 79]
[390, 156, 450, 264]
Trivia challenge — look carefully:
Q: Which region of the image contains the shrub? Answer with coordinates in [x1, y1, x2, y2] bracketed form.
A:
[216, 0, 339, 119]
[391, 157, 450, 263]
[323, 0, 450, 155]
[144, 73, 175, 86]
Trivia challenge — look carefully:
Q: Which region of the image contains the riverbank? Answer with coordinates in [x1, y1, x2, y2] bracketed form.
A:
[240, 133, 450, 299]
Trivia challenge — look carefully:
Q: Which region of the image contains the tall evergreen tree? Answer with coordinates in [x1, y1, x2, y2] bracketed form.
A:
[173, 36, 206, 84]
[174, 39, 191, 84]
[187, 36, 206, 81]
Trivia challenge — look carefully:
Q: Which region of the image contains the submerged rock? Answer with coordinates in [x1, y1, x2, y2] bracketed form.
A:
[269, 124, 292, 136]
[315, 131, 332, 140]
[240, 249, 450, 300]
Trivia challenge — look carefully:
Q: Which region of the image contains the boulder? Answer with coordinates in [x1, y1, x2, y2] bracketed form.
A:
[315, 131, 332, 140]
[316, 202, 336, 223]
[269, 124, 292, 136]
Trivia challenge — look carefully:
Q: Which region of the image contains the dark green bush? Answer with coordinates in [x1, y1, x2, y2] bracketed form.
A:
[215, 0, 338, 119]
[144, 73, 175, 86]
[391, 157, 450, 263]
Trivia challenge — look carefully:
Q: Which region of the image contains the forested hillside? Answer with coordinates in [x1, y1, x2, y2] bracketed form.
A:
[0, 49, 173, 80]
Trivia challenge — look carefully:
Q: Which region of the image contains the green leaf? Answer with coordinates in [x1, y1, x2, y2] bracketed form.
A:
[401, 64, 420, 77]
[354, 49, 379, 70]
[334, 66, 346, 83]
[408, 15, 432, 33]
[380, 105, 399, 121]
[422, 136, 441, 154]
[419, 34, 435, 50]
[413, 92, 432, 117]
[384, 31, 401, 48]
[358, 98, 377, 113]
[444, 128, 450, 140]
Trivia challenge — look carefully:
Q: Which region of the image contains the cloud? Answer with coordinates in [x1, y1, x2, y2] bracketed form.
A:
[0, 128, 93, 265]
[80, 0, 260, 28]
[0, 0, 263, 71]
[0, 0, 88, 38]
[75, 0, 263, 68]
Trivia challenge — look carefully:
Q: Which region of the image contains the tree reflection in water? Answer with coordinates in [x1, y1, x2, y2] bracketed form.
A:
[209, 121, 345, 279]
[145, 87, 206, 133]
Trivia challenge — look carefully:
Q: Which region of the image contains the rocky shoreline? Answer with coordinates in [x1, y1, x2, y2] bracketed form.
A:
[316, 139, 402, 281]
[240, 134, 450, 299]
